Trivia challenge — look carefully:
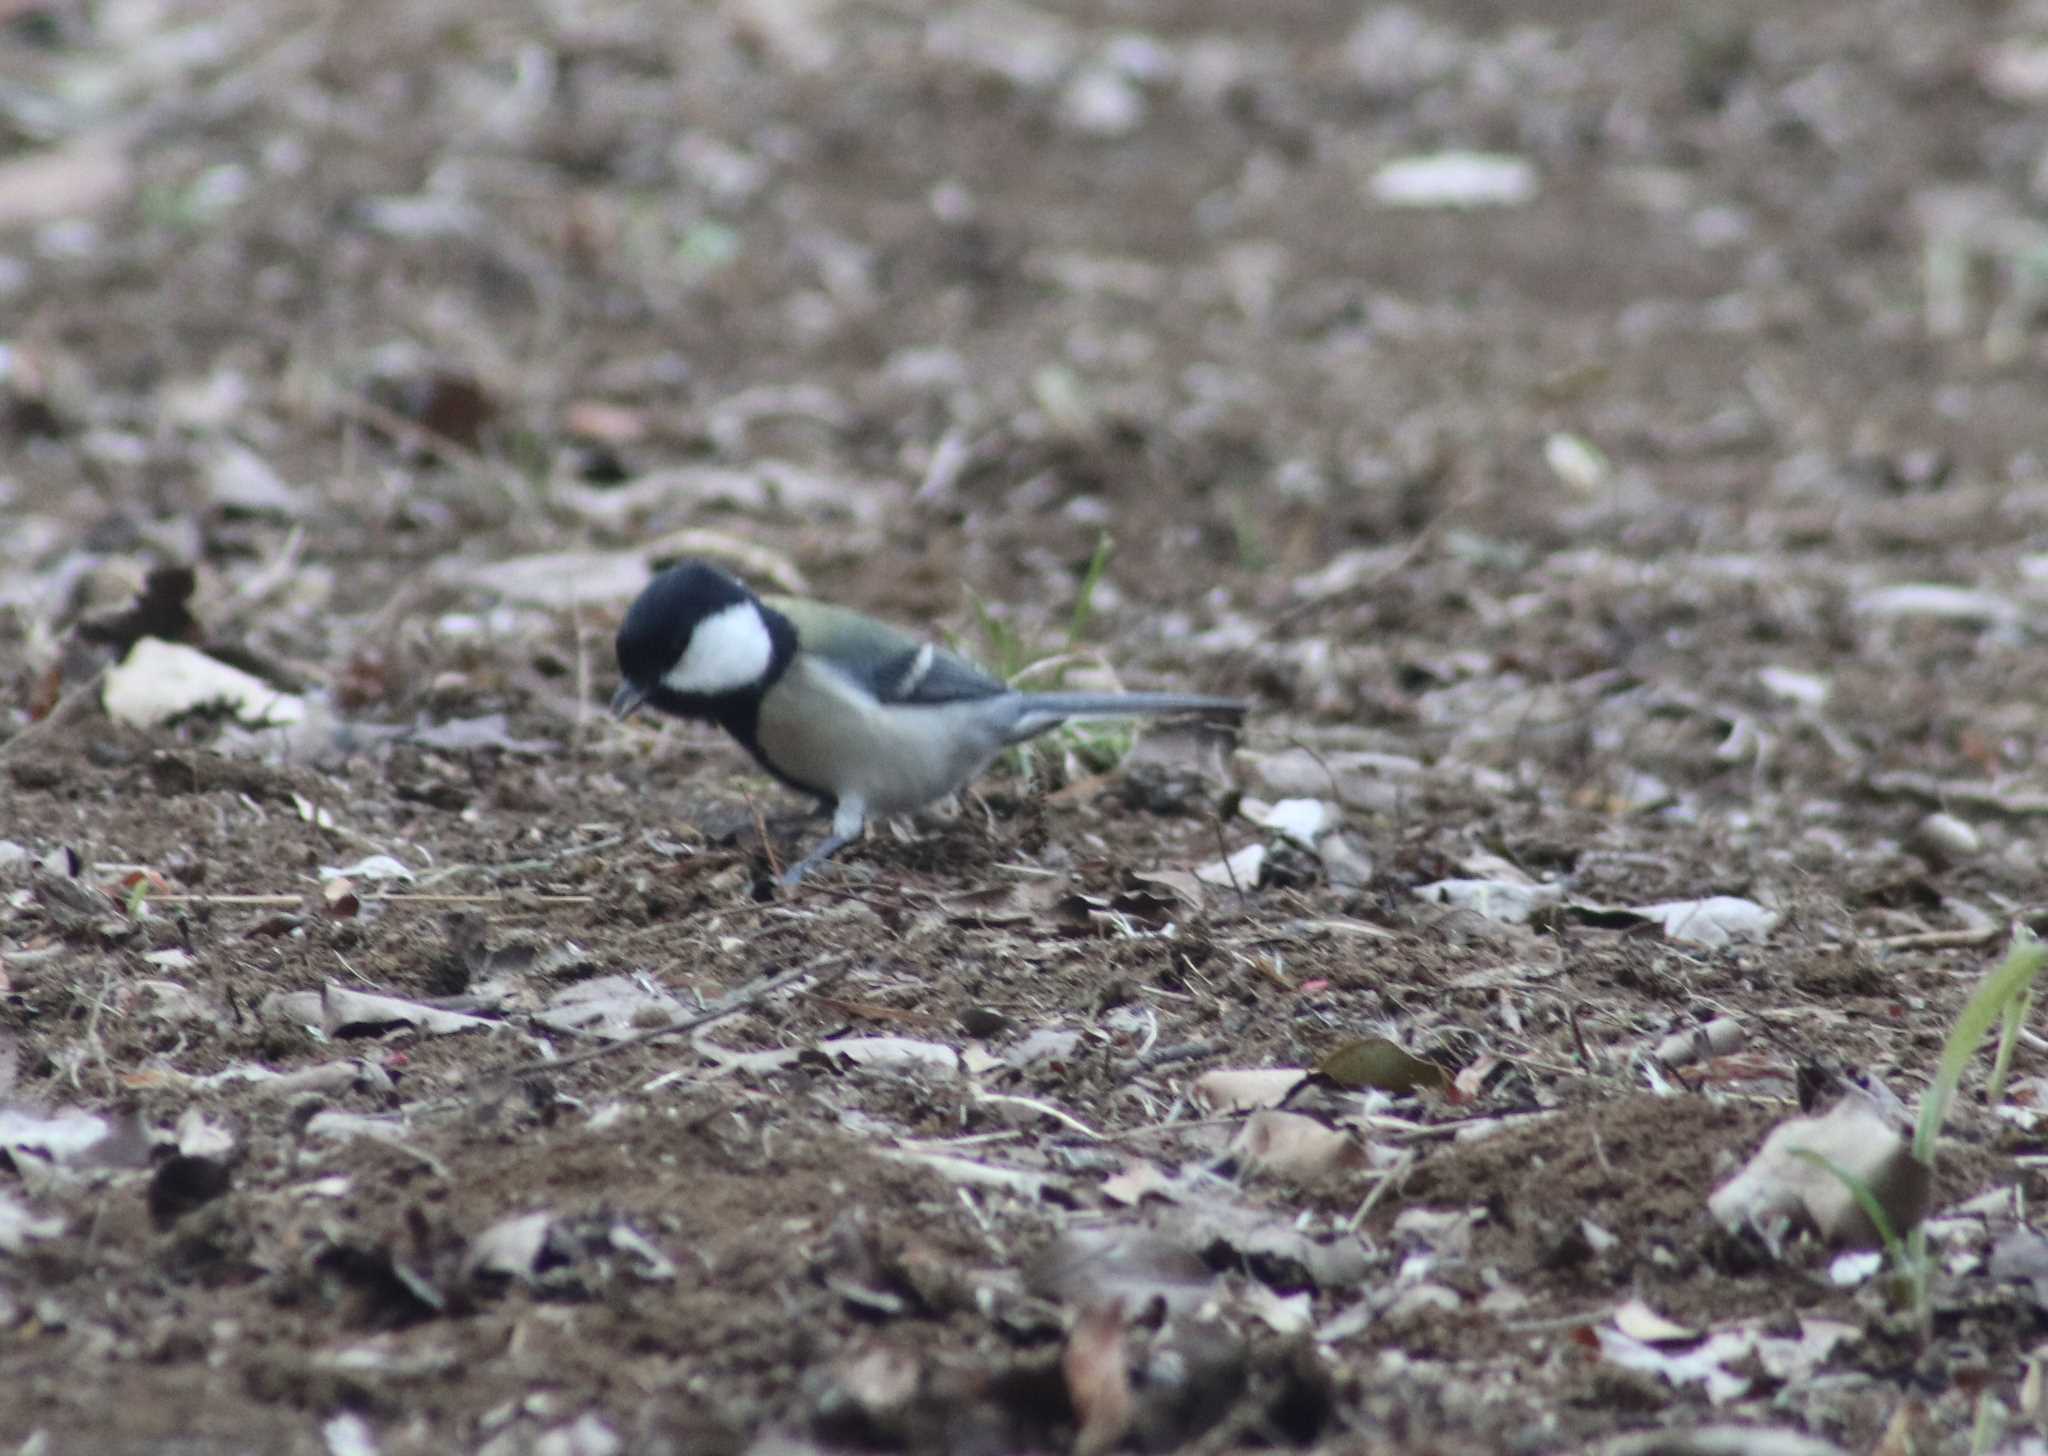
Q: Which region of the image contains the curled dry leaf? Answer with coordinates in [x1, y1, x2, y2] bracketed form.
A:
[101, 638, 307, 729]
[0, 1105, 118, 1167]
[1708, 1090, 1931, 1249]
[1613, 1297, 1697, 1344]
[1318, 832, 1374, 890]
[1191, 1068, 1306, 1113]
[1417, 877, 1564, 925]
[1597, 1425, 1852, 1456]
[535, 974, 688, 1039]
[1629, 896, 1779, 948]
[1231, 1109, 1367, 1182]
[262, 983, 497, 1037]
[1100, 1159, 1178, 1207]
[819, 1036, 959, 1076]
[467, 1210, 554, 1280]
[319, 854, 415, 883]
[0, 1192, 65, 1254]
[1194, 842, 1265, 891]
[1241, 796, 1334, 848]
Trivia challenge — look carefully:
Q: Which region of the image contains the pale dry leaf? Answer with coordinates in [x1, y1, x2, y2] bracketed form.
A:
[1613, 1297, 1697, 1344]
[1241, 796, 1334, 848]
[1596, 1425, 1851, 1456]
[1628, 896, 1778, 948]
[468, 1211, 554, 1280]
[1100, 1160, 1179, 1207]
[0, 135, 133, 230]
[1231, 1109, 1366, 1182]
[1416, 877, 1563, 925]
[0, 1105, 114, 1166]
[822, 1036, 959, 1076]
[1318, 832, 1374, 890]
[536, 975, 688, 1039]
[1591, 1326, 1755, 1404]
[102, 638, 307, 729]
[881, 1149, 1061, 1199]
[1190, 1068, 1306, 1113]
[1193, 843, 1264, 890]
[0, 1192, 64, 1252]
[1236, 1282, 1313, 1336]
[1708, 1091, 1930, 1249]
[319, 854, 415, 883]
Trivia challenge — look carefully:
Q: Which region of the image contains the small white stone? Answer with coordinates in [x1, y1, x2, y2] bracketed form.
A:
[1912, 812, 1981, 863]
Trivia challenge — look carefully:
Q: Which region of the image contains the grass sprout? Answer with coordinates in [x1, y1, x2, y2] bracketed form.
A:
[960, 533, 1135, 786]
[1799, 930, 2046, 1325]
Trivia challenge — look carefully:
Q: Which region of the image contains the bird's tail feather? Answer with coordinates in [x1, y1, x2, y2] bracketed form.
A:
[1009, 691, 1244, 739]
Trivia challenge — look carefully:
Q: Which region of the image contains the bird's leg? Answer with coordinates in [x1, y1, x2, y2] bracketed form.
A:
[778, 798, 866, 887]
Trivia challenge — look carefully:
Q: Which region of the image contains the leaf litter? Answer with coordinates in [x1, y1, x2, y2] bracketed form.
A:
[3, 0, 2047, 1451]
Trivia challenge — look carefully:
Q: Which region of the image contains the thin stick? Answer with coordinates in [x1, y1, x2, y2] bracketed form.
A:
[1864, 926, 2003, 952]
[472, 953, 853, 1089]
[1126, 1039, 1223, 1075]
[148, 891, 599, 907]
[973, 1091, 1105, 1141]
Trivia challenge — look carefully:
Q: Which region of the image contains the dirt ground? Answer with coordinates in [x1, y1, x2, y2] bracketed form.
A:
[5, 0, 2048, 1452]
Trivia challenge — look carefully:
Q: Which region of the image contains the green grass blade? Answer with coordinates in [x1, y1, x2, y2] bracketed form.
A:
[1915, 932, 2048, 1165]
[1787, 1148, 1902, 1258]
[1068, 532, 1113, 644]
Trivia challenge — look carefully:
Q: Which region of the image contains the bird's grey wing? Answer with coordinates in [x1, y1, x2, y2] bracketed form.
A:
[768, 597, 1010, 707]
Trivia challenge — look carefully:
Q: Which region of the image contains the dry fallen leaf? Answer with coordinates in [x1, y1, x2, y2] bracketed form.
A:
[101, 638, 307, 729]
[1708, 1090, 1931, 1249]
[1231, 1109, 1367, 1182]
[1317, 1037, 1448, 1095]
[1191, 1068, 1307, 1113]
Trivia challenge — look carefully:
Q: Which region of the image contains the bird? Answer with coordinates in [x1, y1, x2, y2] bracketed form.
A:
[611, 559, 1245, 885]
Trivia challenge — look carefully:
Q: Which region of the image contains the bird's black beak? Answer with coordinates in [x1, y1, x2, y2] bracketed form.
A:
[610, 683, 647, 721]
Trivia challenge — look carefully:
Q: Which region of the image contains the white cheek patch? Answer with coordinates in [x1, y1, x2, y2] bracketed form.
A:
[661, 601, 773, 695]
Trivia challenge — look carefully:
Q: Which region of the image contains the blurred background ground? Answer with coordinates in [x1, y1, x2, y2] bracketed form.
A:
[5, 1, 2048, 1452]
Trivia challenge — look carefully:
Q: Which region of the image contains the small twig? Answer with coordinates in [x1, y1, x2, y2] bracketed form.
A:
[1100, 1114, 1244, 1143]
[747, 793, 784, 883]
[1382, 1108, 1561, 1143]
[464, 953, 854, 1093]
[414, 835, 626, 887]
[147, 891, 599, 907]
[1208, 815, 1250, 906]
[149, 893, 302, 907]
[1348, 1148, 1416, 1231]
[973, 1091, 1105, 1141]
[571, 594, 593, 757]
[1124, 1039, 1223, 1076]
[1863, 926, 2004, 952]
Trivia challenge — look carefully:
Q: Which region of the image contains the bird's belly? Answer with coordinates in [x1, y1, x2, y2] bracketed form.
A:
[756, 673, 1001, 817]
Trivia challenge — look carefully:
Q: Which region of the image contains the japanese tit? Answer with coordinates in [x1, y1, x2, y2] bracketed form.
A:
[611, 559, 1245, 885]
